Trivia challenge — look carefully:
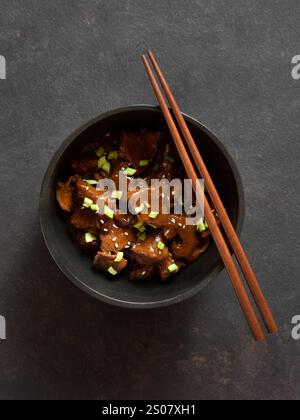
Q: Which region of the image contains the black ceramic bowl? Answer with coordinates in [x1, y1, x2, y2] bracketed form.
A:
[40, 105, 244, 308]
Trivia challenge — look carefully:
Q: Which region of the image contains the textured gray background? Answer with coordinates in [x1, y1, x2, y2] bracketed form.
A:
[0, 0, 299, 400]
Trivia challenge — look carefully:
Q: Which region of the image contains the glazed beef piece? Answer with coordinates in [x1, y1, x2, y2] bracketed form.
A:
[171, 225, 200, 260]
[158, 254, 184, 282]
[114, 211, 137, 228]
[75, 231, 99, 256]
[130, 233, 169, 266]
[129, 265, 156, 282]
[70, 206, 99, 234]
[119, 129, 160, 169]
[184, 239, 210, 263]
[76, 179, 105, 203]
[93, 251, 128, 274]
[56, 176, 78, 212]
[100, 221, 136, 253]
[71, 157, 98, 175]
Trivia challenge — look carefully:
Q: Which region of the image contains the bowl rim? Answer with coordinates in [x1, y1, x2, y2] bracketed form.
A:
[40, 105, 245, 308]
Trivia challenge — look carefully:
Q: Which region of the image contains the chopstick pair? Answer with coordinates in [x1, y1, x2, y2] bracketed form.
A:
[142, 50, 278, 341]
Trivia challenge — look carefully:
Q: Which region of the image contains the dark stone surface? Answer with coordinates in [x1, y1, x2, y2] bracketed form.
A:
[0, 0, 299, 400]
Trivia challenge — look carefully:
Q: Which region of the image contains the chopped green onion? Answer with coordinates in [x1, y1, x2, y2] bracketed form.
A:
[85, 232, 97, 243]
[97, 156, 111, 173]
[168, 263, 179, 273]
[204, 220, 209, 229]
[104, 205, 114, 219]
[108, 151, 118, 160]
[196, 218, 207, 232]
[111, 190, 123, 200]
[95, 146, 105, 157]
[149, 211, 159, 220]
[139, 225, 146, 233]
[138, 232, 147, 242]
[139, 160, 149, 167]
[153, 163, 160, 172]
[134, 221, 144, 230]
[114, 252, 124, 263]
[157, 241, 165, 251]
[148, 224, 158, 229]
[84, 179, 98, 185]
[90, 204, 99, 212]
[165, 144, 170, 154]
[108, 266, 118, 276]
[164, 156, 175, 164]
[83, 197, 93, 208]
[124, 167, 137, 176]
[102, 162, 111, 173]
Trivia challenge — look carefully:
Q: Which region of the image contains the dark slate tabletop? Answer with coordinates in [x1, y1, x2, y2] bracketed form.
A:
[0, 0, 299, 400]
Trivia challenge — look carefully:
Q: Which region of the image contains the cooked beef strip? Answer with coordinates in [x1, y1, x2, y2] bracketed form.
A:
[130, 233, 169, 266]
[93, 251, 128, 273]
[171, 225, 200, 260]
[70, 206, 99, 234]
[184, 239, 210, 263]
[75, 231, 99, 256]
[76, 179, 105, 203]
[114, 211, 137, 228]
[56, 176, 78, 212]
[158, 254, 184, 282]
[100, 220, 136, 253]
[129, 265, 156, 281]
[71, 157, 98, 175]
[119, 129, 159, 169]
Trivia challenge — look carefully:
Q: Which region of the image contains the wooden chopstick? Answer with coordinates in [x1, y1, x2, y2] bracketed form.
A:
[147, 50, 278, 335]
[142, 54, 266, 341]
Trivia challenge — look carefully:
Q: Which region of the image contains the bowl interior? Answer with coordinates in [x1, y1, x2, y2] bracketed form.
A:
[40, 106, 244, 308]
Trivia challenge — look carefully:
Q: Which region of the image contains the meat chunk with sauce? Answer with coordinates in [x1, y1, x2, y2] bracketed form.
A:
[119, 129, 159, 169]
[71, 157, 98, 175]
[56, 176, 78, 212]
[129, 265, 156, 282]
[130, 233, 169, 266]
[100, 221, 136, 253]
[93, 251, 128, 274]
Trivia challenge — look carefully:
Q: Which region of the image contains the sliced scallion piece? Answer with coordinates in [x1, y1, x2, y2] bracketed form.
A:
[123, 167, 137, 176]
[95, 146, 105, 157]
[83, 197, 93, 208]
[139, 225, 146, 233]
[134, 221, 144, 230]
[168, 263, 179, 273]
[108, 266, 118, 276]
[139, 160, 149, 167]
[165, 144, 170, 154]
[196, 218, 207, 232]
[84, 179, 98, 185]
[90, 204, 99, 212]
[108, 151, 118, 160]
[148, 224, 158, 229]
[149, 211, 159, 220]
[114, 252, 124, 263]
[104, 205, 114, 219]
[111, 190, 123, 200]
[138, 232, 147, 242]
[157, 241, 165, 251]
[85, 232, 97, 243]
